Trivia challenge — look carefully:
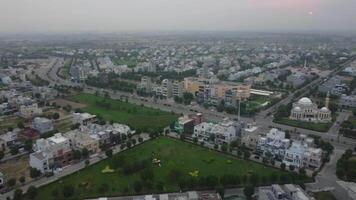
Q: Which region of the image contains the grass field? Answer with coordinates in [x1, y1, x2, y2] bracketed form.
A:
[36, 137, 306, 199]
[313, 191, 337, 200]
[69, 93, 177, 131]
[58, 58, 73, 79]
[111, 57, 138, 68]
[274, 117, 332, 132]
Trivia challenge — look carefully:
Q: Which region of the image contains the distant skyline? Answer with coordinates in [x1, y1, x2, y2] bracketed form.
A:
[1, 0, 356, 34]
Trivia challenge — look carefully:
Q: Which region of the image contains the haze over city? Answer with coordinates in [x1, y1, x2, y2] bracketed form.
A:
[1, 0, 356, 33]
[1, 1, 356, 200]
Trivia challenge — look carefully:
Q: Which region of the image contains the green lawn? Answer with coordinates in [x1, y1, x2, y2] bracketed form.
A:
[274, 117, 332, 132]
[111, 57, 138, 68]
[58, 58, 73, 79]
[69, 93, 177, 131]
[36, 137, 306, 199]
[313, 191, 337, 200]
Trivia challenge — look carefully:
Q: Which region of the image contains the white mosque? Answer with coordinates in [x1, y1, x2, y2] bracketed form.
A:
[290, 94, 332, 123]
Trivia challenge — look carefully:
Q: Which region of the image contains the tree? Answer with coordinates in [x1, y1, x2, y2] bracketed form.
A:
[243, 185, 255, 200]
[81, 148, 89, 159]
[133, 180, 143, 192]
[85, 160, 90, 167]
[0, 151, 4, 160]
[73, 149, 82, 160]
[105, 149, 113, 158]
[62, 185, 75, 198]
[19, 176, 25, 184]
[215, 185, 225, 198]
[52, 113, 60, 120]
[289, 165, 295, 171]
[10, 145, 19, 155]
[17, 121, 25, 129]
[24, 139, 33, 152]
[30, 167, 41, 178]
[126, 141, 132, 148]
[299, 168, 306, 176]
[243, 151, 251, 160]
[221, 144, 228, 152]
[131, 138, 137, 145]
[27, 186, 38, 200]
[193, 137, 198, 143]
[13, 189, 23, 200]
[280, 163, 286, 171]
[214, 144, 219, 150]
[138, 137, 143, 143]
[7, 178, 16, 187]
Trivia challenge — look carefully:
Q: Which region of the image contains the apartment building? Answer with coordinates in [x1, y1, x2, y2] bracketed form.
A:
[33, 117, 53, 134]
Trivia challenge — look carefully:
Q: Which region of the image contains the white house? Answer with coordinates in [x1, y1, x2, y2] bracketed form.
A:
[193, 118, 240, 145]
[72, 112, 97, 125]
[283, 135, 322, 169]
[33, 117, 53, 134]
[256, 128, 290, 160]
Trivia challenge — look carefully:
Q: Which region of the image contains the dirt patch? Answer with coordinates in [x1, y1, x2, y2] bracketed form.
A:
[0, 155, 30, 181]
[50, 98, 86, 109]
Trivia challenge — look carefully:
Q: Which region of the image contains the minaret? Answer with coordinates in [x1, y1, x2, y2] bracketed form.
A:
[325, 92, 330, 108]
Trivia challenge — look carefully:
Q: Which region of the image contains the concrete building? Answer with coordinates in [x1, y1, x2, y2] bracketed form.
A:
[257, 128, 290, 160]
[193, 118, 242, 145]
[30, 133, 72, 172]
[318, 76, 349, 96]
[258, 184, 312, 200]
[19, 103, 42, 118]
[72, 112, 97, 125]
[172, 80, 184, 98]
[283, 135, 322, 169]
[184, 77, 251, 99]
[64, 130, 100, 154]
[338, 94, 356, 109]
[0, 74, 12, 85]
[33, 117, 53, 134]
[138, 76, 153, 93]
[290, 96, 331, 123]
[161, 79, 173, 98]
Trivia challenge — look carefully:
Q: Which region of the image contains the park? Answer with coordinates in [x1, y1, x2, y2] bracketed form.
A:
[69, 93, 178, 132]
[35, 137, 309, 199]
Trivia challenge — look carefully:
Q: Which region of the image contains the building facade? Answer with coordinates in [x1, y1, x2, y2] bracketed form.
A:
[290, 96, 331, 123]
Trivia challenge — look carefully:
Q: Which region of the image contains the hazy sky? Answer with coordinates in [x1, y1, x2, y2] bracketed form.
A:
[1, 0, 355, 33]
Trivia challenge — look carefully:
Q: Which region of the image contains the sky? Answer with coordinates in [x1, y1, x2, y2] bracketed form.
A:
[0, 0, 355, 33]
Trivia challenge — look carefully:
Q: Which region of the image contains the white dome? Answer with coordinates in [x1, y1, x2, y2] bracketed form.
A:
[298, 97, 312, 105]
[320, 107, 329, 112]
[293, 106, 302, 112]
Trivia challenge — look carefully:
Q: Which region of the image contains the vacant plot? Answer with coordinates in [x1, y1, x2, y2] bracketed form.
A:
[50, 98, 86, 109]
[36, 137, 307, 199]
[0, 155, 30, 181]
[69, 93, 177, 131]
[0, 116, 24, 131]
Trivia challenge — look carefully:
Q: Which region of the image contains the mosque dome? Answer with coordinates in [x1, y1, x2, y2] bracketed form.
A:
[298, 97, 312, 105]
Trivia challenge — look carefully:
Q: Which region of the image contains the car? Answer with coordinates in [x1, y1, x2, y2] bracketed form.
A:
[254, 155, 260, 159]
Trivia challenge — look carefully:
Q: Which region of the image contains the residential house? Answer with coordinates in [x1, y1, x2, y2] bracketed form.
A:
[64, 130, 100, 154]
[256, 128, 290, 161]
[72, 112, 97, 125]
[258, 184, 312, 200]
[193, 118, 242, 145]
[19, 103, 42, 118]
[33, 117, 53, 134]
[30, 133, 72, 172]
